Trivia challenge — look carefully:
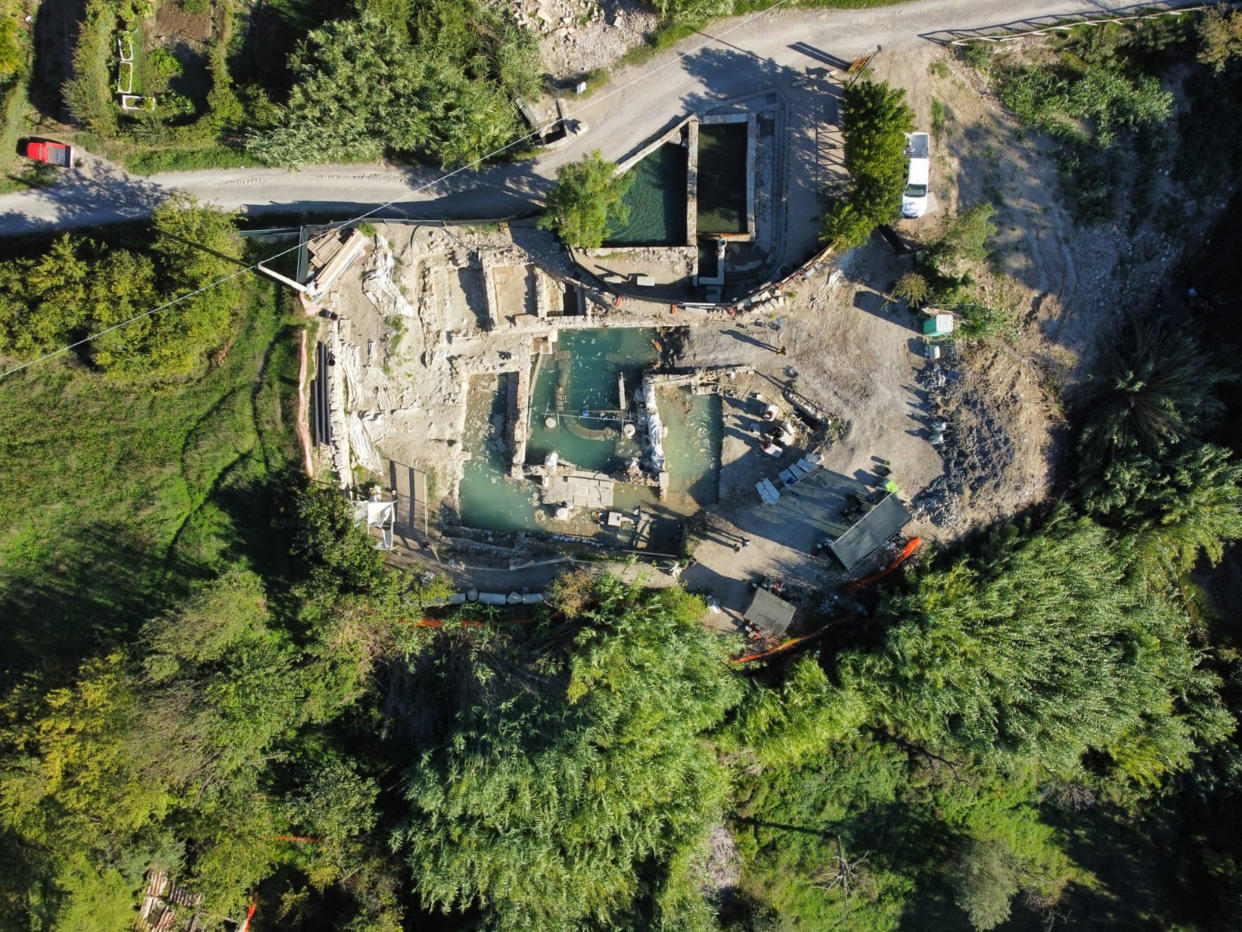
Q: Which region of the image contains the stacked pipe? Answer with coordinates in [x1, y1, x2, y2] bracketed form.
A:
[312, 342, 332, 446]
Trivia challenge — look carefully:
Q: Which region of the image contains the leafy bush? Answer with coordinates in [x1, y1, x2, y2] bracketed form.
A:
[956, 300, 1013, 340]
[158, 90, 194, 118]
[910, 203, 997, 313]
[996, 60, 1171, 222]
[999, 64, 1171, 147]
[149, 48, 182, 81]
[650, 0, 733, 26]
[539, 151, 633, 248]
[960, 41, 992, 71]
[0, 196, 245, 379]
[931, 99, 948, 139]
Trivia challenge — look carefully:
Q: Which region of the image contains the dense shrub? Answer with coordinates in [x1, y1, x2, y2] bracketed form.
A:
[0, 196, 244, 378]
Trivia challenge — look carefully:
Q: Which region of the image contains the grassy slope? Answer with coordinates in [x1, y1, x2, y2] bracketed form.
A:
[0, 275, 303, 687]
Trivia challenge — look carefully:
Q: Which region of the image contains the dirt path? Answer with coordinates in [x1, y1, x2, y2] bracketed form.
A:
[0, 0, 1197, 235]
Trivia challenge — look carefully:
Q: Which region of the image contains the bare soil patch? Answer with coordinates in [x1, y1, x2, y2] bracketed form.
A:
[153, 2, 213, 43]
[833, 41, 1228, 531]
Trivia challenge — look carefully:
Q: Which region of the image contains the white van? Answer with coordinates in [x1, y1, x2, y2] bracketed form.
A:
[902, 132, 930, 218]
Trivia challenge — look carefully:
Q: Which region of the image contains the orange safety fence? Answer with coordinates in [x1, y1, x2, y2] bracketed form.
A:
[728, 627, 826, 665]
[843, 537, 922, 594]
[408, 617, 536, 628]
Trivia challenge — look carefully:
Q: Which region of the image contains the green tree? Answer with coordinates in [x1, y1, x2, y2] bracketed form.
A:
[0, 236, 93, 357]
[539, 151, 634, 248]
[0, 2, 22, 81]
[822, 80, 915, 249]
[1198, 8, 1242, 73]
[1084, 443, 1242, 580]
[0, 197, 244, 378]
[249, 16, 433, 166]
[727, 657, 868, 769]
[732, 736, 915, 931]
[952, 839, 1019, 930]
[91, 195, 244, 378]
[290, 481, 394, 598]
[398, 576, 741, 930]
[248, 4, 538, 168]
[1077, 318, 1226, 465]
[838, 515, 1218, 781]
[0, 567, 349, 925]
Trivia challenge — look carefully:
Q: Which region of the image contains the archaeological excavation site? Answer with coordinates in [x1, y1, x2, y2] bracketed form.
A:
[290, 78, 1051, 645]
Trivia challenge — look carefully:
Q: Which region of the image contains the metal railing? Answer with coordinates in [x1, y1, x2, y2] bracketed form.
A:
[921, 1, 1225, 46]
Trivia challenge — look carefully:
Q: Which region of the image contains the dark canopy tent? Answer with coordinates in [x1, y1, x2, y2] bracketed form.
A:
[744, 588, 796, 637]
[829, 493, 912, 570]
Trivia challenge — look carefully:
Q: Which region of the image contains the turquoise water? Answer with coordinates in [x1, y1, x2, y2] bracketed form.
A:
[657, 388, 722, 507]
[459, 375, 540, 533]
[604, 143, 688, 246]
[697, 123, 749, 235]
[525, 328, 660, 471]
[458, 330, 721, 536]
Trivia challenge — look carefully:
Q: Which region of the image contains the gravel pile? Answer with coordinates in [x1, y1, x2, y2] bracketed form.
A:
[486, 0, 659, 79]
[913, 347, 1016, 528]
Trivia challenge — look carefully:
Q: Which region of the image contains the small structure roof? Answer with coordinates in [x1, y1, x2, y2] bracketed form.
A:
[829, 493, 912, 570]
[744, 587, 796, 637]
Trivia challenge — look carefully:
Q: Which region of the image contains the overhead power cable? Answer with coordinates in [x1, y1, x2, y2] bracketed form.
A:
[0, 0, 797, 382]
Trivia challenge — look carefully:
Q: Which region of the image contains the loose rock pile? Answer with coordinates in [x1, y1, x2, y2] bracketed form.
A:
[486, 0, 659, 78]
[913, 347, 1016, 528]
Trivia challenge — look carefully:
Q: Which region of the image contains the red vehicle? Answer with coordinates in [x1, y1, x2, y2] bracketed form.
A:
[21, 139, 74, 168]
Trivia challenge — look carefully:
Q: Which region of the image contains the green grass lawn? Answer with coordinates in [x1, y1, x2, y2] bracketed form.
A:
[0, 275, 303, 687]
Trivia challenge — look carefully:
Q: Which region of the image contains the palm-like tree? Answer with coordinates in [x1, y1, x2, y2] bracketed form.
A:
[1078, 317, 1225, 464]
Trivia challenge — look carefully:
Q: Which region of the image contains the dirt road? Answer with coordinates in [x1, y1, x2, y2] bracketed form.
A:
[0, 0, 1197, 235]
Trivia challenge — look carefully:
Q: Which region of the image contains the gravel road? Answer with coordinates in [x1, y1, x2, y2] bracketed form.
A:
[0, 0, 1192, 235]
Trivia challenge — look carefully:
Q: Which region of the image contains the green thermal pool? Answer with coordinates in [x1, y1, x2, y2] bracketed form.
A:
[458, 329, 722, 535]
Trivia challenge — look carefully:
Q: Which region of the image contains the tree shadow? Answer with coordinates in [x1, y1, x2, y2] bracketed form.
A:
[0, 161, 169, 235]
[29, 0, 86, 119]
[0, 522, 209, 690]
